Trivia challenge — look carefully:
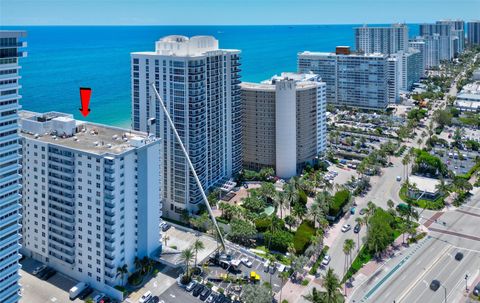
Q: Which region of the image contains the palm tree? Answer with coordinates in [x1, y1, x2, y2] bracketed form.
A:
[343, 239, 355, 296]
[134, 256, 142, 272]
[274, 191, 287, 219]
[354, 217, 364, 251]
[116, 264, 128, 286]
[323, 268, 343, 303]
[193, 239, 205, 270]
[259, 181, 276, 203]
[435, 176, 450, 196]
[309, 202, 323, 228]
[180, 248, 194, 279]
[283, 183, 298, 212]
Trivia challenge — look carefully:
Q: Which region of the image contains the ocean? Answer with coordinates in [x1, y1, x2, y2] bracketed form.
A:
[5, 25, 419, 127]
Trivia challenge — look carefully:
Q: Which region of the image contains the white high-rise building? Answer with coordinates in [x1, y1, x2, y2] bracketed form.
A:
[20, 111, 161, 300]
[241, 73, 326, 178]
[468, 21, 480, 46]
[131, 36, 242, 220]
[409, 40, 427, 70]
[298, 47, 390, 110]
[437, 20, 465, 55]
[420, 23, 457, 61]
[355, 24, 409, 55]
[390, 49, 424, 91]
[413, 35, 441, 68]
[0, 30, 26, 303]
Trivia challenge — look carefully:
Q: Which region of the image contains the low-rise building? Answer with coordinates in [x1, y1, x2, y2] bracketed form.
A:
[407, 175, 441, 200]
[454, 82, 480, 112]
[20, 111, 161, 299]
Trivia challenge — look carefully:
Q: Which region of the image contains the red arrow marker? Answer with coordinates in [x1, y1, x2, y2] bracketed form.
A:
[79, 87, 92, 117]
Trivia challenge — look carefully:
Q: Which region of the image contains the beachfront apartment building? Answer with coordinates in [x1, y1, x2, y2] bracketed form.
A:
[411, 35, 441, 69]
[355, 24, 409, 55]
[131, 36, 241, 220]
[419, 23, 462, 61]
[298, 46, 390, 110]
[390, 49, 424, 91]
[409, 40, 427, 70]
[468, 21, 480, 46]
[19, 111, 161, 300]
[0, 30, 26, 303]
[241, 73, 326, 178]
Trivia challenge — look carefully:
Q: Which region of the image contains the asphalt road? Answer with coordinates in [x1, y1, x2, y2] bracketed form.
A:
[349, 188, 480, 303]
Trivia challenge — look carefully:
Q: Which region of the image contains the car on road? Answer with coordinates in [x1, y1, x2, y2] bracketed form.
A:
[359, 208, 367, 215]
[321, 255, 331, 266]
[396, 176, 402, 181]
[430, 280, 440, 291]
[454, 252, 464, 261]
[474, 282, 480, 296]
[341, 224, 351, 232]
[186, 281, 197, 292]
[149, 296, 160, 303]
[350, 207, 356, 214]
[192, 284, 205, 297]
[240, 257, 252, 268]
[139, 291, 152, 303]
[200, 287, 212, 301]
[33, 264, 47, 276]
[354, 224, 361, 233]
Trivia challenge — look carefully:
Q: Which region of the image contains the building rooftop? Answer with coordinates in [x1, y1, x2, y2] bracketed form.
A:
[459, 82, 480, 95]
[241, 72, 324, 90]
[409, 175, 440, 194]
[20, 111, 157, 155]
[298, 50, 387, 58]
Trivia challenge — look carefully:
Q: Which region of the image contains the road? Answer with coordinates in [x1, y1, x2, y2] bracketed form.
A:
[349, 187, 480, 303]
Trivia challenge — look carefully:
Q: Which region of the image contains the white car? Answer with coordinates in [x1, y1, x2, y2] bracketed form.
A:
[33, 264, 47, 275]
[93, 293, 105, 303]
[396, 176, 402, 182]
[240, 257, 253, 268]
[341, 224, 351, 232]
[321, 255, 331, 266]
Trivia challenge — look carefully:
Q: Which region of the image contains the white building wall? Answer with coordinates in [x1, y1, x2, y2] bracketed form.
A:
[275, 80, 297, 178]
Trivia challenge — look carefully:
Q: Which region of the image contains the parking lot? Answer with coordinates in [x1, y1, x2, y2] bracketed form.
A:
[431, 148, 479, 175]
[158, 244, 286, 303]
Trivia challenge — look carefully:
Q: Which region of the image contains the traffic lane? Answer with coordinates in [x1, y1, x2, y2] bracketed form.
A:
[366, 237, 448, 303]
[399, 245, 459, 303]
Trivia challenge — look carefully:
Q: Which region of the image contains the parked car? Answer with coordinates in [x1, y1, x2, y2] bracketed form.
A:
[354, 224, 361, 233]
[78, 286, 94, 300]
[350, 207, 356, 214]
[430, 280, 440, 291]
[206, 294, 217, 303]
[37, 267, 53, 279]
[240, 257, 252, 268]
[200, 288, 212, 301]
[359, 208, 367, 215]
[139, 291, 152, 303]
[93, 293, 106, 303]
[263, 260, 270, 272]
[396, 176, 402, 182]
[321, 255, 331, 266]
[192, 284, 205, 297]
[32, 264, 47, 276]
[162, 223, 171, 232]
[186, 281, 197, 292]
[41, 268, 57, 280]
[341, 224, 351, 232]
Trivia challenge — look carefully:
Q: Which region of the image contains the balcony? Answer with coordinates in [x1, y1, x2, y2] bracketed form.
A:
[105, 244, 115, 252]
[105, 227, 115, 235]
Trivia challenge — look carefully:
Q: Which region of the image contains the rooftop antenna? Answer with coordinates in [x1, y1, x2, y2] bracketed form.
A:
[150, 83, 226, 252]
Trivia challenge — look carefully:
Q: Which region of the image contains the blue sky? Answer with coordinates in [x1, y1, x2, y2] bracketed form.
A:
[1, 0, 478, 25]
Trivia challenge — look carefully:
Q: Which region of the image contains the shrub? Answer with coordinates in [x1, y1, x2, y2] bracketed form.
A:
[328, 190, 351, 217]
[127, 271, 143, 286]
[301, 278, 310, 286]
[293, 221, 315, 254]
[263, 230, 294, 253]
[298, 190, 308, 206]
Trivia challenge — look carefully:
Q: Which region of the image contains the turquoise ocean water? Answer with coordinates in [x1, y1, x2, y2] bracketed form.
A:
[4, 25, 419, 127]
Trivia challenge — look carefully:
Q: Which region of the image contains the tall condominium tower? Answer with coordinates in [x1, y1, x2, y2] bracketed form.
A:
[0, 31, 26, 303]
[20, 111, 160, 299]
[419, 23, 457, 60]
[298, 47, 390, 110]
[355, 24, 409, 55]
[390, 49, 424, 91]
[409, 40, 427, 70]
[468, 21, 480, 46]
[437, 20, 465, 55]
[131, 36, 241, 220]
[413, 35, 441, 68]
[241, 73, 326, 178]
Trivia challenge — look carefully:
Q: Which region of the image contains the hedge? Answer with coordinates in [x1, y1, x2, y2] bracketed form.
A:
[293, 220, 315, 254]
[328, 190, 351, 217]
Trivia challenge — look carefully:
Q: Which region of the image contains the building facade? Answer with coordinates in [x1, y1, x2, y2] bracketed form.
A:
[468, 21, 480, 46]
[131, 36, 241, 220]
[420, 23, 459, 60]
[241, 73, 326, 178]
[298, 47, 390, 110]
[20, 111, 161, 299]
[390, 50, 424, 91]
[412, 35, 441, 68]
[355, 24, 409, 55]
[0, 31, 26, 303]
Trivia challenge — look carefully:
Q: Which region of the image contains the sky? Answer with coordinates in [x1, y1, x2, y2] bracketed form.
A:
[0, 0, 479, 25]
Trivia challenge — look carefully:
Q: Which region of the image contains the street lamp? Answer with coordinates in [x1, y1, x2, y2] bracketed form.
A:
[465, 274, 469, 292]
[440, 285, 447, 303]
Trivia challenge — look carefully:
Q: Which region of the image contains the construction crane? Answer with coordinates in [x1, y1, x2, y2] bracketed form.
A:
[150, 83, 227, 252]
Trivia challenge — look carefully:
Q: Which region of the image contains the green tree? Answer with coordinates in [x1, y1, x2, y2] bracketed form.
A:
[366, 208, 395, 257]
[303, 268, 344, 303]
[192, 238, 205, 270]
[116, 264, 128, 286]
[433, 109, 453, 127]
[241, 284, 272, 303]
[180, 248, 194, 281]
[228, 219, 257, 246]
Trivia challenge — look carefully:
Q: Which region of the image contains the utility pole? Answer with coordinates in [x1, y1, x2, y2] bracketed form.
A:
[150, 83, 226, 252]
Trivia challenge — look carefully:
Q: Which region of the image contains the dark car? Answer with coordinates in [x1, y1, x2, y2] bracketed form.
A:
[359, 208, 367, 215]
[192, 284, 205, 297]
[474, 282, 480, 296]
[150, 296, 160, 303]
[354, 224, 361, 233]
[37, 267, 53, 279]
[214, 294, 226, 303]
[454, 252, 464, 261]
[200, 288, 212, 301]
[79, 286, 94, 300]
[41, 268, 57, 280]
[162, 224, 171, 232]
[430, 280, 440, 291]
